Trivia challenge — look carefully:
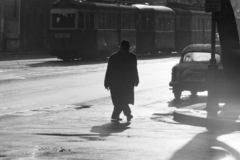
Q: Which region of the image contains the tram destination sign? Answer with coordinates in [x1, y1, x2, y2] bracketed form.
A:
[205, 0, 221, 12]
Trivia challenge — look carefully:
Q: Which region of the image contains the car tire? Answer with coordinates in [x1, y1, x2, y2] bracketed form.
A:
[173, 88, 182, 100]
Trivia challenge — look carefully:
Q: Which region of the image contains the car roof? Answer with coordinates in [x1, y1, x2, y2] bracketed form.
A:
[182, 44, 221, 55]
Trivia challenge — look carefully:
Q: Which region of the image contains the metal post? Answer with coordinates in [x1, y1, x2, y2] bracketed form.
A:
[206, 12, 220, 115]
[210, 12, 216, 65]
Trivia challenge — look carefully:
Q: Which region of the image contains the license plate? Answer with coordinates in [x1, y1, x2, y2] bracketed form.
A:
[55, 33, 70, 38]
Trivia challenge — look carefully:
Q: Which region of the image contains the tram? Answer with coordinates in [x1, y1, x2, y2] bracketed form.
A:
[48, 0, 212, 61]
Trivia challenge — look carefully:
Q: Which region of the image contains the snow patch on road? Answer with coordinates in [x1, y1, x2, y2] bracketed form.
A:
[0, 75, 25, 80]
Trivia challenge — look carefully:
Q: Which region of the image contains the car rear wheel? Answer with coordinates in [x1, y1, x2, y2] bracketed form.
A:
[173, 88, 182, 100]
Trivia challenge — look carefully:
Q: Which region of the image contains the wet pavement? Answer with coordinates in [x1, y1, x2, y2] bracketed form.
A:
[0, 86, 240, 159]
[0, 54, 239, 159]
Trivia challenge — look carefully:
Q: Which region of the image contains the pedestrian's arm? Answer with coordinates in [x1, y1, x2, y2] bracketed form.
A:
[134, 56, 139, 86]
[104, 58, 113, 90]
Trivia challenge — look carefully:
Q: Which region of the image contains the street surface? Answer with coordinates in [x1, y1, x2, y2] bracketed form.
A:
[0, 56, 239, 160]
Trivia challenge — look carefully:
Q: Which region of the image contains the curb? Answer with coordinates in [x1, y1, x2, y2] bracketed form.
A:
[0, 51, 54, 61]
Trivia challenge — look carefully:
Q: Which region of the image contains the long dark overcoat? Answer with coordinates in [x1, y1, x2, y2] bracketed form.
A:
[104, 50, 139, 105]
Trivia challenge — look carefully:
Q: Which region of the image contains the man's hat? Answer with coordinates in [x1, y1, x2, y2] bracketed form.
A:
[120, 40, 130, 49]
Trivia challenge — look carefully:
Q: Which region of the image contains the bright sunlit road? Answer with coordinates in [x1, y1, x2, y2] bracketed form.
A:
[0, 56, 239, 160]
[0, 56, 177, 114]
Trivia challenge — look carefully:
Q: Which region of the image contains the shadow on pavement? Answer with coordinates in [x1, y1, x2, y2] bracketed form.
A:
[91, 122, 130, 137]
[27, 59, 107, 67]
[169, 128, 240, 160]
[35, 133, 103, 142]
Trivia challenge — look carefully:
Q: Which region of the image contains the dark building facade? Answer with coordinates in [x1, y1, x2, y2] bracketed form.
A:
[1, 0, 52, 54]
[0, 0, 4, 52]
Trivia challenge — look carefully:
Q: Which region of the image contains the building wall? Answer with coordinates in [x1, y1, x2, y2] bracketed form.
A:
[0, 0, 4, 52]
[2, 0, 52, 53]
[20, 0, 52, 52]
[3, 0, 20, 52]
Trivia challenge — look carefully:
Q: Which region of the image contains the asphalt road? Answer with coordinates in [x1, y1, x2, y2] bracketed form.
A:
[0, 56, 177, 114]
[0, 56, 239, 160]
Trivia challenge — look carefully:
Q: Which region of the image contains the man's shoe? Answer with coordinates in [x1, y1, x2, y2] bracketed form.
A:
[127, 115, 133, 122]
[111, 118, 122, 122]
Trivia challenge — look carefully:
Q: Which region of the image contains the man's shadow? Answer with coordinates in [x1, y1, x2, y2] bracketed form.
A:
[90, 122, 130, 137]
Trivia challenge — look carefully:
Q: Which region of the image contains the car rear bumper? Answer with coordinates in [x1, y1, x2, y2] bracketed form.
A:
[169, 81, 207, 91]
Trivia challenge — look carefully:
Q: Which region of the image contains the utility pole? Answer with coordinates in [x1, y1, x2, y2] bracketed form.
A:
[205, 0, 221, 115]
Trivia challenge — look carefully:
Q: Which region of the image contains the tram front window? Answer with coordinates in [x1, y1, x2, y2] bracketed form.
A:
[52, 13, 76, 28]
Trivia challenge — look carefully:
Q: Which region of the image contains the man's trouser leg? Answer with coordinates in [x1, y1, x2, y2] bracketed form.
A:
[110, 89, 122, 119]
[111, 105, 122, 119]
[122, 86, 134, 118]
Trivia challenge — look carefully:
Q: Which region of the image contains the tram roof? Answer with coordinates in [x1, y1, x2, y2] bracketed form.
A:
[133, 4, 174, 13]
[171, 8, 210, 15]
[53, 0, 135, 10]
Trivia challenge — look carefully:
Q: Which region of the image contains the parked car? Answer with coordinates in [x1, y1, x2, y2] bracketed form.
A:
[169, 44, 222, 100]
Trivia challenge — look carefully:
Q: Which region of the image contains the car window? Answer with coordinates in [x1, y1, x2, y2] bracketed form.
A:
[183, 52, 221, 64]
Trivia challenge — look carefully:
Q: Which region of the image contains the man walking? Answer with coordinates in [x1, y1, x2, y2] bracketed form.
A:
[104, 40, 139, 122]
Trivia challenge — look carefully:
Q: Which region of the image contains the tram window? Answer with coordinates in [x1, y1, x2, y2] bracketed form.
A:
[180, 18, 185, 30]
[196, 19, 199, 30]
[130, 14, 135, 29]
[200, 19, 202, 30]
[180, 17, 190, 31]
[141, 15, 146, 30]
[205, 19, 211, 31]
[166, 18, 174, 31]
[78, 12, 84, 29]
[197, 18, 203, 31]
[86, 12, 94, 29]
[195, 18, 199, 30]
[192, 19, 196, 30]
[204, 19, 208, 30]
[170, 18, 174, 31]
[104, 13, 111, 29]
[152, 16, 155, 30]
[165, 18, 170, 31]
[111, 13, 117, 29]
[147, 15, 154, 30]
[52, 13, 76, 28]
[123, 14, 130, 29]
[121, 14, 129, 29]
[188, 19, 191, 30]
[159, 18, 164, 31]
[121, 14, 124, 29]
[98, 13, 104, 29]
[176, 17, 180, 30]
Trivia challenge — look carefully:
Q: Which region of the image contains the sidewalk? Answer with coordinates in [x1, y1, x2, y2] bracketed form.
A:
[173, 103, 240, 130]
